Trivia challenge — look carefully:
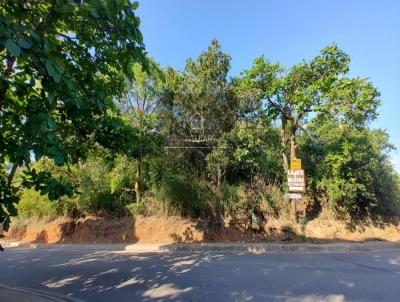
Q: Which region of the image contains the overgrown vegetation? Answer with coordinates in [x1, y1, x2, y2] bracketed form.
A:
[1, 2, 400, 235]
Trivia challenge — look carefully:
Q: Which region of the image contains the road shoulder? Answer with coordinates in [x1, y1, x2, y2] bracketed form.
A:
[1, 240, 400, 253]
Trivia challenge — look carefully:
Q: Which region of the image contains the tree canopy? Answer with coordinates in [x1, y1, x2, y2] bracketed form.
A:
[239, 44, 380, 170]
[0, 0, 146, 230]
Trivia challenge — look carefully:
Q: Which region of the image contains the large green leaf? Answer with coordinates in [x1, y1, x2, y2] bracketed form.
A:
[18, 38, 33, 49]
[45, 59, 61, 83]
[5, 39, 21, 57]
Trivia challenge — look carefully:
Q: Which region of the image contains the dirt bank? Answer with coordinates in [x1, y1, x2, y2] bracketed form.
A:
[5, 215, 400, 244]
[7, 216, 204, 244]
[304, 217, 400, 242]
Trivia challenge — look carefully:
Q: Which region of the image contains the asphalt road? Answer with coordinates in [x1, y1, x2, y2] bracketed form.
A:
[1, 247, 400, 302]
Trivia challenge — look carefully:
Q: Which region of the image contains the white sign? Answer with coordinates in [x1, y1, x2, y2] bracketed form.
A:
[288, 170, 304, 176]
[289, 186, 305, 192]
[288, 193, 303, 199]
[287, 177, 305, 183]
[288, 169, 305, 193]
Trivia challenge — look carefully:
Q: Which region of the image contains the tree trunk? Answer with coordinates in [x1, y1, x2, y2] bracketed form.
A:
[290, 134, 297, 160]
[7, 164, 18, 187]
[281, 117, 298, 170]
[217, 163, 221, 189]
[282, 152, 289, 172]
[134, 159, 141, 203]
[280, 116, 289, 171]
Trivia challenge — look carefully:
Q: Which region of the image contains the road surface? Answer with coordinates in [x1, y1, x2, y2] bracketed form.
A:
[0, 247, 400, 301]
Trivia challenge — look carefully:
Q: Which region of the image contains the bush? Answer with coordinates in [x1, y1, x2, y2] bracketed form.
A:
[15, 153, 140, 219]
[17, 188, 75, 219]
[157, 175, 214, 217]
[76, 157, 116, 215]
[299, 122, 400, 218]
[259, 182, 289, 218]
[243, 178, 289, 219]
[221, 183, 241, 215]
[126, 202, 147, 216]
[220, 178, 289, 220]
[16, 159, 77, 219]
[17, 189, 58, 219]
[110, 155, 136, 195]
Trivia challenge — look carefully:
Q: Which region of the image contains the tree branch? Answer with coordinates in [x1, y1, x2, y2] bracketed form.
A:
[298, 124, 318, 142]
[7, 164, 19, 187]
[0, 55, 16, 111]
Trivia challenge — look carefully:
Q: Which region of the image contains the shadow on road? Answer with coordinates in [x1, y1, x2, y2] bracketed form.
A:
[2, 247, 400, 301]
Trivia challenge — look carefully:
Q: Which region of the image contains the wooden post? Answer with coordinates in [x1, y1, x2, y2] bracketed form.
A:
[291, 199, 297, 222]
[290, 134, 297, 160]
[134, 159, 141, 203]
[217, 163, 221, 189]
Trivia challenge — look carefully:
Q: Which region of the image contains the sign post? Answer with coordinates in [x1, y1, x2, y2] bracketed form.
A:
[287, 159, 305, 200]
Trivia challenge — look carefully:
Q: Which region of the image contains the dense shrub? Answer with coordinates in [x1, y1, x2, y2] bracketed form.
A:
[157, 175, 214, 217]
[299, 121, 400, 218]
[126, 201, 147, 216]
[76, 154, 139, 216]
[15, 153, 138, 219]
[110, 155, 136, 195]
[76, 157, 115, 215]
[221, 183, 241, 215]
[17, 189, 75, 219]
[15, 159, 77, 219]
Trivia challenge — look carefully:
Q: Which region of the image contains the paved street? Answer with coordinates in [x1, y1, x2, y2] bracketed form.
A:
[1, 247, 400, 301]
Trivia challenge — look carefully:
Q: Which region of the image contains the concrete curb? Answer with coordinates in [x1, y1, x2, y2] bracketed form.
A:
[1, 242, 163, 253]
[159, 241, 400, 253]
[2, 240, 400, 253]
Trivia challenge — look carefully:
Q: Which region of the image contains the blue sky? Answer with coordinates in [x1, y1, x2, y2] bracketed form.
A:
[137, 0, 400, 170]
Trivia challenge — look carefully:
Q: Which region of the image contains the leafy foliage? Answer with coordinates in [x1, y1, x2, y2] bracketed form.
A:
[239, 44, 380, 170]
[159, 40, 238, 179]
[0, 0, 146, 230]
[207, 120, 284, 185]
[17, 188, 75, 220]
[299, 121, 400, 217]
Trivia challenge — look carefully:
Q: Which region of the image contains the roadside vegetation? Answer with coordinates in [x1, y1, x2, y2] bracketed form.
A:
[1, 1, 399, 239]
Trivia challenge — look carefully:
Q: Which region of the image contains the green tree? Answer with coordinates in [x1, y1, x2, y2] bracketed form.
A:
[116, 58, 165, 202]
[239, 44, 380, 171]
[0, 0, 146, 230]
[207, 120, 283, 186]
[161, 40, 239, 185]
